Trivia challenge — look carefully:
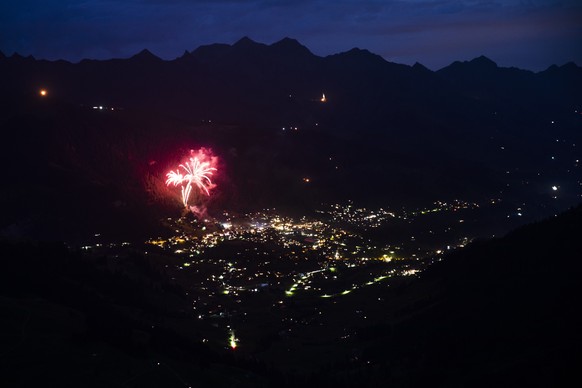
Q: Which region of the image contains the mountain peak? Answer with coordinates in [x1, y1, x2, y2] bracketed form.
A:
[560, 61, 579, 70]
[469, 55, 497, 68]
[541, 61, 581, 76]
[335, 47, 375, 58]
[175, 49, 191, 61]
[438, 55, 498, 75]
[270, 37, 314, 56]
[346, 47, 371, 55]
[327, 47, 387, 66]
[131, 49, 161, 61]
[412, 62, 431, 72]
[234, 36, 259, 47]
[271, 37, 302, 48]
[9, 52, 35, 61]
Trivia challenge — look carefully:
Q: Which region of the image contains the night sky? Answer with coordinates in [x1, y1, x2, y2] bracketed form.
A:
[1, 0, 581, 71]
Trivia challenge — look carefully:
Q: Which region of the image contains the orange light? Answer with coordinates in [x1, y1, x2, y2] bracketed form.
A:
[40, 89, 47, 96]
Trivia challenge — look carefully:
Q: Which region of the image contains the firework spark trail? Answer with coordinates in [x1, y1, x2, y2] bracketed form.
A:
[166, 149, 217, 208]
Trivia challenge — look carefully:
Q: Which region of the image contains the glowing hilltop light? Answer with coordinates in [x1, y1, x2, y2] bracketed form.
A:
[229, 330, 238, 350]
[39, 89, 47, 96]
[166, 149, 217, 208]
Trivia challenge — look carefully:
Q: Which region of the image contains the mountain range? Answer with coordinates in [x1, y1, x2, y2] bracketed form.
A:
[0, 37, 581, 241]
[1, 37, 580, 131]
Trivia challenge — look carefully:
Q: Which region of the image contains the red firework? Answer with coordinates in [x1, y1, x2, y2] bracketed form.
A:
[166, 148, 217, 208]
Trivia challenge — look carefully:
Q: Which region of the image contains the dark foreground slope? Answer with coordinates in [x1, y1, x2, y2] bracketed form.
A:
[1, 204, 580, 387]
[343, 205, 582, 387]
[0, 242, 279, 388]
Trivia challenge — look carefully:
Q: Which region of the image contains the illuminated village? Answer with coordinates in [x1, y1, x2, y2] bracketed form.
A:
[73, 197, 505, 358]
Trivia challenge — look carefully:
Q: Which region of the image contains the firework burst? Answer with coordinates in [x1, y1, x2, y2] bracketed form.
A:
[166, 149, 217, 208]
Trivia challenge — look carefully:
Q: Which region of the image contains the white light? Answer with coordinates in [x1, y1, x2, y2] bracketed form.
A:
[552, 186, 558, 191]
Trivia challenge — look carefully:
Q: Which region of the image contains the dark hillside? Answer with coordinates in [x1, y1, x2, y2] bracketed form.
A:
[347, 205, 582, 387]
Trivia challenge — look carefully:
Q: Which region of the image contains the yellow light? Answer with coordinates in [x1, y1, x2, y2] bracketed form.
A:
[229, 330, 238, 350]
[39, 89, 47, 96]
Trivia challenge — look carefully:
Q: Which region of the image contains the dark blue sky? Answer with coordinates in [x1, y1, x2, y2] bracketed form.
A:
[1, 0, 580, 71]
